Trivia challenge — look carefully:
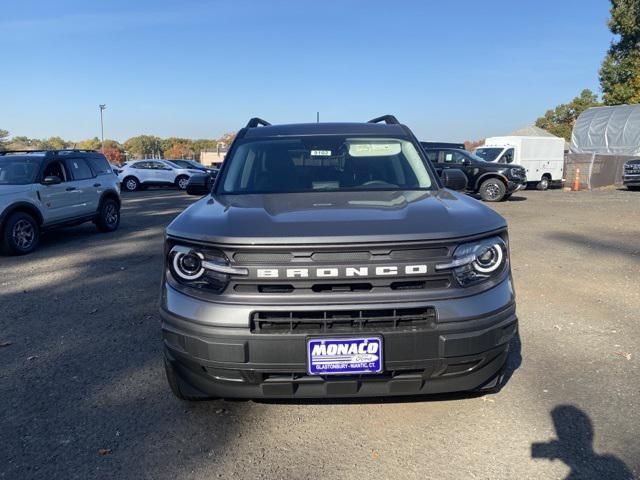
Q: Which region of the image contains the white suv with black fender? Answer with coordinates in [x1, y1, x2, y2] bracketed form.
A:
[161, 116, 518, 400]
[118, 159, 201, 191]
[0, 150, 121, 255]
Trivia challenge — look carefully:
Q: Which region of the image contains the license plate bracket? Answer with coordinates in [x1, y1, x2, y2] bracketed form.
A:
[307, 336, 383, 375]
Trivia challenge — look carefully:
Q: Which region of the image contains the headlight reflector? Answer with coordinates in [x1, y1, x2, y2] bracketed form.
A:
[172, 250, 205, 280]
[167, 244, 248, 294]
[436, 236, 508, 286]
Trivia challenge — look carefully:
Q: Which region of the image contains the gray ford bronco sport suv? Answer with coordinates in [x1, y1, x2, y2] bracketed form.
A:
[161, 116, 517, 400]
[0, 150, 121, 255]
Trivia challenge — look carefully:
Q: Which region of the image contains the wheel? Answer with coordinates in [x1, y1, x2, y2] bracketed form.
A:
[1, 212, 40, 255]
[96, 198, 120, 232]
[627, 185, 640, 191]
[479, 178, 507, 202]
[176, 176, 189, 190]
[164, 358, 206, 401]
[123, 177, 139, 192]
[537, 177, 550, 191]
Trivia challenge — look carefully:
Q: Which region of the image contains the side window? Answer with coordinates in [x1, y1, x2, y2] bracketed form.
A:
[424, 150, 438, 162]
[132, 162, 149, 169]
[442, 150, 465, 164]
[87, 155, 112, 175]
[500, 148, 514, 164]
[150, 161, 167, 170]
[42, 160, 69, 182]
[65, 158, 94, 180]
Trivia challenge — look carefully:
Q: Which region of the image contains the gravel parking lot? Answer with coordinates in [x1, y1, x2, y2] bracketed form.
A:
[1, 188, 638, 480]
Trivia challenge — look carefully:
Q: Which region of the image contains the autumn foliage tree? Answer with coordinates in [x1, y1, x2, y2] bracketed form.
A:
[535, 89, 601, 141]
[0, 129, 9, 151]
[600, 0, 640, 105]
[464, 139, 485, 151]
[102, 147, 125, 165]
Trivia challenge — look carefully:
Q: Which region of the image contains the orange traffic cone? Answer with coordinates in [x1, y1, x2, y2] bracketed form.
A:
[573, 168, 581, 191]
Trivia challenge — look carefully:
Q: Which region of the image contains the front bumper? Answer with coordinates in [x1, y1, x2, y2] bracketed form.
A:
[161, 278, 518, 399]
[623, 174, 640, 186]
[507, 180, 527, 193]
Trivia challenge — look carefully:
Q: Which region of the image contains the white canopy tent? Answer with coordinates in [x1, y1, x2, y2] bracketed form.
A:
[571, 104, 640, 155]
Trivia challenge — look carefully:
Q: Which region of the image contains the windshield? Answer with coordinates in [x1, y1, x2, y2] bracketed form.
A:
[466, 151, 488, 162]
[474, 148, 503, 162]
[219, 136, 434, 194]
[186, 160, 205, 169]
[173, 160, 201, 169]
[0, 156, 41, 185]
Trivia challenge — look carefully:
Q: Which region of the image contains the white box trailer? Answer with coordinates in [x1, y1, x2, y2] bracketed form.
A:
[474, 136, 565, 190]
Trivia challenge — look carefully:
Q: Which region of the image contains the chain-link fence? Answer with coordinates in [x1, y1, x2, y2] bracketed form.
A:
[564, 153, 635, 189]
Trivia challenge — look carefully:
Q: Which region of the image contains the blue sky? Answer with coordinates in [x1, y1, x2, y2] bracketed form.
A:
[0, 0, 611, 142]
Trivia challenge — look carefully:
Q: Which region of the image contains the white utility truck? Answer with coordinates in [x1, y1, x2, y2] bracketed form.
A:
[474, 136, 565, 190]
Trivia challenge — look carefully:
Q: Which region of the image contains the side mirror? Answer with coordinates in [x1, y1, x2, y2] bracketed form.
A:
[441, 168, 468, 191]
[186, 173, 212, 196]
[42, 176, 62, 185]
[461, 158, 471, 166]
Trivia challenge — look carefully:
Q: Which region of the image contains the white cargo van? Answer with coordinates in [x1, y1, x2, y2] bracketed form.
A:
[474, 136, 565, 190]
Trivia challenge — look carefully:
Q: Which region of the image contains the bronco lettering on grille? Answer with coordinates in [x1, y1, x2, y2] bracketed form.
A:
[256, 265, 428, 279]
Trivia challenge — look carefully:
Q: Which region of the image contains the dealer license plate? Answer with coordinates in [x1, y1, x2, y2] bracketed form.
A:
[307, 337, 383, 375]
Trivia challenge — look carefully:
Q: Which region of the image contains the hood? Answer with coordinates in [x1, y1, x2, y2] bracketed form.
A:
[0, 184, 33, 197]
[167, 190, 507, 245]
[475, 161, 523, 172]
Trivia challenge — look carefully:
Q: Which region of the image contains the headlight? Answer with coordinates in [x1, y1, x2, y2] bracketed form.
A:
[168, 244, 248, 293]
[172, 249, 205, 280]
[508, 168, 523, 179]
[436, 236, 508, 286]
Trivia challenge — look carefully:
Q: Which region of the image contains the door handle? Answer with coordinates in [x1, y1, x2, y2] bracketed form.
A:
[93, 183, 101, 187]
[66, 187, 76, 191]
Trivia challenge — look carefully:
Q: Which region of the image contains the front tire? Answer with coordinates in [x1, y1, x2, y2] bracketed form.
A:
[96, 198, 120, 232]
[176, 175, 189, 190]
[1, 212, 40, 255]
[537, 177, 550, 191]
[479, 178, 507, 202]
[123, 177, 139, 192]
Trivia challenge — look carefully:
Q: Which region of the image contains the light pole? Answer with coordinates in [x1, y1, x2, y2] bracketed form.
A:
[99, 104, 106, 152]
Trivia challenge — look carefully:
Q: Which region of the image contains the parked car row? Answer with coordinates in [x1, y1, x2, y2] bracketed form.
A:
[421, 145, 527, 202]
[0, 149, 121, 255]
[115, 159, 217, 192]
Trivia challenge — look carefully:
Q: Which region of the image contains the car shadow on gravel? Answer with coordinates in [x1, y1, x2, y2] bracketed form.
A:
[0, 191, 241, 480]
[531, 405, 635, 479]
[547, 231, 640, 264]
[468, 193, 527, 202]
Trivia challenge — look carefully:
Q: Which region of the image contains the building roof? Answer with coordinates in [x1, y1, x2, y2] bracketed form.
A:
[507, 125, 570, 150]
[508, 125, 558, 137]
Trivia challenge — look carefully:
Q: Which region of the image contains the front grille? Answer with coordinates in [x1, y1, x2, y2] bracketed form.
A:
[233, 252, 293, 263]
[311, 251, 371, 262]
[250, 307, 437, 334]
[389, 248, 448, 260]
[220, 240, 457, 298]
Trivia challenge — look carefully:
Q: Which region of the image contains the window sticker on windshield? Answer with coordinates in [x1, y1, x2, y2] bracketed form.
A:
[348, 143, 402, 157]
[311, 150, 332, 156]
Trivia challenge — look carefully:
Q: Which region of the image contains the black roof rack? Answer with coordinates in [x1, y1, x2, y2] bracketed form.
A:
[53, 149, 98, 153]
[0, 149, 98, 156]
[367, 115, 400, 125]
[246, 118, 271, 128]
